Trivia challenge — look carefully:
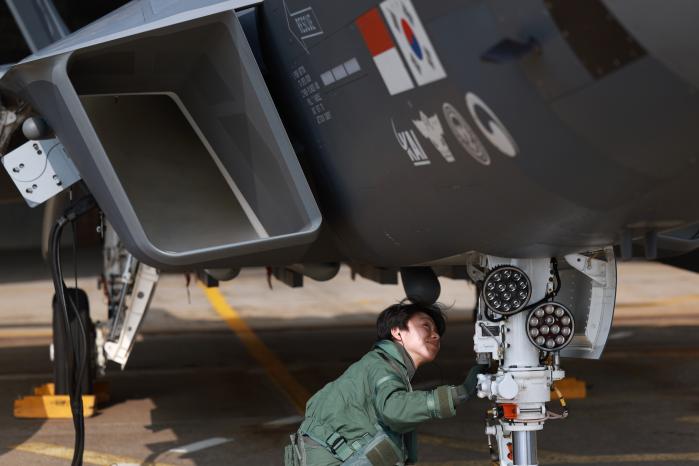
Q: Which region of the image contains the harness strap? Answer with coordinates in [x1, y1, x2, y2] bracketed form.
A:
[326, 432, 355, 461]
[376, 351, 411, 390]
[300, 428, 373, 462]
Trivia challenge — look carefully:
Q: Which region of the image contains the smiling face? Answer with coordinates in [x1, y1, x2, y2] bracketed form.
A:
[391, 311, 441, 368]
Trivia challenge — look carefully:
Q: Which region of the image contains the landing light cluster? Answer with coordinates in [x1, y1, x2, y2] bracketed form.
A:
[483, 266, 531, 315]
[527, 303, 575, 351]
[482, 264, 576, 352]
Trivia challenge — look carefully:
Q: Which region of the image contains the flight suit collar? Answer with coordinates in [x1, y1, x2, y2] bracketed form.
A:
[374, 339, 416, 380]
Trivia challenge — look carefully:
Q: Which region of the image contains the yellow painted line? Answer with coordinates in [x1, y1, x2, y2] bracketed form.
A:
[679, 415, 699, 423]
[617, 294, 699, 308]
[0, 328, 53, 339]
[13, 441, 174, 465]
[420, 434, 699, 464]
[199, 283, 310, 414]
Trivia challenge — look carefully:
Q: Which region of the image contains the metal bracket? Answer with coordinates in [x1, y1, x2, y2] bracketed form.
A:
[1, 138, 81, 207]
[564, 253, 607, 286]
[465, 252, 487, 282]
[104, 264, 159, 368]
[485, 423, 513, 466]
[474, 321, 504, 361]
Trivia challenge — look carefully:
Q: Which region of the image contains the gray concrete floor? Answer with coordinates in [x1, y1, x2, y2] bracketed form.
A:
[0, 255, 697, 465]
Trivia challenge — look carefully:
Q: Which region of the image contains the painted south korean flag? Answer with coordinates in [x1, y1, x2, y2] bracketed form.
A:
[380, 0, 447, 86]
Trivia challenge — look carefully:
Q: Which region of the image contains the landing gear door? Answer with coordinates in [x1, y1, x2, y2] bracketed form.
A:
[558, 247, 617, 359]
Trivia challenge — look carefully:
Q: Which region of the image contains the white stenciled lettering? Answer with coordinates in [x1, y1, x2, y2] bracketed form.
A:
[412, 111, 454, 163]
[284, 2, 324, 54]
[292, 65, 331, 125]
[392, 119, 430, 166]
[295, 14, 316, 34]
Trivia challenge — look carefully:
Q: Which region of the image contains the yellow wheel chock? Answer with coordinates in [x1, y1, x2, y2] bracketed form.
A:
[13, 381, 110, 419]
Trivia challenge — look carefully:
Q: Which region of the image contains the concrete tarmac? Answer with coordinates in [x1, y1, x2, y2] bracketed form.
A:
[0, 259, 698, 465]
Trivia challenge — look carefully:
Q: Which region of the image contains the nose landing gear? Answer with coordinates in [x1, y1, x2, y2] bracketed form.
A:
[468, 250, 616, 466]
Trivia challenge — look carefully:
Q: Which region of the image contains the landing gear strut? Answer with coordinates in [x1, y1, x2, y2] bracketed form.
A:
[468, 250, 616, 466]
[98, 220, 159, 370]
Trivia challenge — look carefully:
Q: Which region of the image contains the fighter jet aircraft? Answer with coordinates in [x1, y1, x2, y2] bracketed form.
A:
[1, 1, 698, 465]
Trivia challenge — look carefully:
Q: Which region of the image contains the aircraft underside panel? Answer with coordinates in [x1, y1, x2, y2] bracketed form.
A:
[259, 0, 699, 265]
[0, 0, 321, 269]
[2, 0, 699, 268]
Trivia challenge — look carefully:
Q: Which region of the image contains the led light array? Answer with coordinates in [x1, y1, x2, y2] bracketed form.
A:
[483, 266, 531, 315]
[527, 302, 575, 351]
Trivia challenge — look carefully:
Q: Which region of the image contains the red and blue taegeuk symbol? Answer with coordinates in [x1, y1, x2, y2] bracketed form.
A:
[400, 18, 422, 60]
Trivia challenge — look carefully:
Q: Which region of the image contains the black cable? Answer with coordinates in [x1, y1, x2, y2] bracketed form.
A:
[70, 219, 88, 464]
[49, 216, 82, 465]
[72, 220, 78, 292]
[51, 220, 84, 465]
[551, 257, 561, 296]
[514, 259, 560, 316]
[48, 195, 95, 466]
[485, 308, 505, 322]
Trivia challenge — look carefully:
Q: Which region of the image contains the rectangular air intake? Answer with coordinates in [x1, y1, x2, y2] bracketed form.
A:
[80, 92, 268, 253]
[1, 4, 320, 269]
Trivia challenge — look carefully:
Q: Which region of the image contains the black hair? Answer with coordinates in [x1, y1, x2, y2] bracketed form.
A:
[376, 298, 447, 341]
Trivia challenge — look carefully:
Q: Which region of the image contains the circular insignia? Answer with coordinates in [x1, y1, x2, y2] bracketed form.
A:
[442, 102, 490, 165]
[466, 92, 518, 157]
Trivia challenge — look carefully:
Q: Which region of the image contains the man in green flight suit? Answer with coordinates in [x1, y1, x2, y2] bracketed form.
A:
[284, 299, 487, 466]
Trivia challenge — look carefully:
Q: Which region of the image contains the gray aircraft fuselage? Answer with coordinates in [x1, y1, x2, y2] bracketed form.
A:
[257, 0, 699, 266]
[2, 0, 698, 270]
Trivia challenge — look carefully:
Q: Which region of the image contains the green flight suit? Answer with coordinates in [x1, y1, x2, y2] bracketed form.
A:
[296, 339, 460, 465]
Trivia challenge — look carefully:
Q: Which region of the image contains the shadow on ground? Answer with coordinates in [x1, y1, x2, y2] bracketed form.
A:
[0, 307, 698, 464]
